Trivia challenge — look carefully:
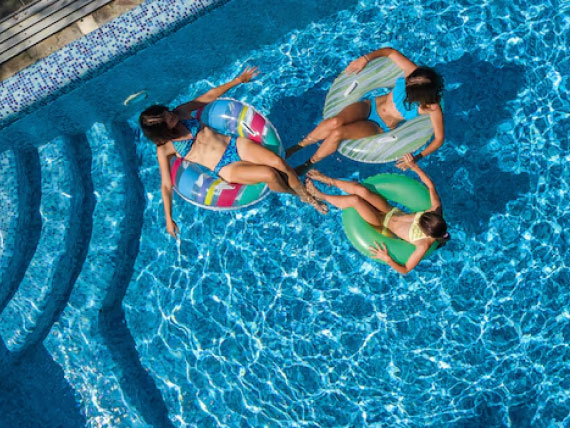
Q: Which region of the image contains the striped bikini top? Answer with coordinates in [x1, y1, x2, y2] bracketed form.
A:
[392, 77, 420, 121]
[172, 119, 201, 158]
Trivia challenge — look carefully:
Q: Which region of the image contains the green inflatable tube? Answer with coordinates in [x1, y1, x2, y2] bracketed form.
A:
[341, 173, 439, 265]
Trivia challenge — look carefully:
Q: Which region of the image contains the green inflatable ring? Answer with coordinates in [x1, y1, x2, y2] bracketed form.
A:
[341, 173, 439, 265]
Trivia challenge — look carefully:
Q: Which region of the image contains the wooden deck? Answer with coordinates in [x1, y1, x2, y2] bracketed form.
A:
[0, 0, 114, 65]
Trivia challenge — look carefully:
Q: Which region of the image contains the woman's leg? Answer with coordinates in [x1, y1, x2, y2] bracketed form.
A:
[305, 178, 384, 226]
[221, 146, 328, 213]
[235, 138, 307, 196]
[307, 170, 393, 213]
[219, 162, 295, 193]
[305, 120, 380, 166]
[286, 101, 373, 158]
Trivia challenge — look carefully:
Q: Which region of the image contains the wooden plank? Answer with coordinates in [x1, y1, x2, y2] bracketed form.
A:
[0, 0, 42, 24]
[0, 0, 75, 40]
[0, 0, 87, 46]
[0, 0, 59, 34]
[0, 0, 113, 65]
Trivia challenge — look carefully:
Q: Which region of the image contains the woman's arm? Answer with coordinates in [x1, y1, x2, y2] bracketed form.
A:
[419, 105, 444, 159]
[174, 67, 259, 119]
[396, 105, 444, 170]
[402, 154, 442, 211]
[369, 241, 428, 275]
[157, 149, 179, 238]
[345, 47, 417, 75]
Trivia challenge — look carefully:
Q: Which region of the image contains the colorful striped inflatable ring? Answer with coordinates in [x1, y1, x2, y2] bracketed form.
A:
[323, 58, 437, 164]
[342, 173, 438, 264]
[170, 98, 283, 210]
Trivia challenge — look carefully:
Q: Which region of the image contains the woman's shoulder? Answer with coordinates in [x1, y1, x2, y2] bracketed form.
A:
[157, 141, 175, 156]
[420, 103, 442, 114]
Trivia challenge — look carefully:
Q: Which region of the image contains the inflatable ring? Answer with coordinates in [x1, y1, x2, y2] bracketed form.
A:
[342, 173, 439, 264]
[170, 98, 283, 210]
[323, 58, 436, 164]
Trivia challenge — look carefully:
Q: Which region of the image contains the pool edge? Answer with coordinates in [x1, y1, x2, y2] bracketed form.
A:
[0, 0, 233, 129]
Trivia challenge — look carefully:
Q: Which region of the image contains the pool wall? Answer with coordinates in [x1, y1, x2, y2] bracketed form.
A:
[0, 0, 231, 128]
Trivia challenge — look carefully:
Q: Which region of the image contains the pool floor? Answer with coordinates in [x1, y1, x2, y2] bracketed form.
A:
[0, 0, 569, 426]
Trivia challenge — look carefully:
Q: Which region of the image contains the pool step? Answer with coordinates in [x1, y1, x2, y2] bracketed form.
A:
[0, 148, 42, 313]
[96, 121, 175, 428]
[0, 150, 19, 275]
[0, 123, 174, 426]
[0, 135, 94, 357]
[43, 122, 148, 425]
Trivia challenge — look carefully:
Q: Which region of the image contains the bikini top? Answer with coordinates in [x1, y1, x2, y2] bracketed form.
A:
[409, 211, 429, 242]
[392, 77, 420, 121]
[172, 119, 201, 158]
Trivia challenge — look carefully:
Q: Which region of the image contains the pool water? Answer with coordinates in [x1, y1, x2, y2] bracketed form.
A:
[0, 0, 569, 426]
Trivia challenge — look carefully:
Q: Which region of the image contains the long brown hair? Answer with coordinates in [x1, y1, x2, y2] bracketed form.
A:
[139, 105, 182, 145]
[405, 67, 444, 109]
[419, 211, 450, 246]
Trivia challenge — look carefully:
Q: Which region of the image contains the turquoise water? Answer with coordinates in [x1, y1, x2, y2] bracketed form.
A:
[0, 0, 569, 426]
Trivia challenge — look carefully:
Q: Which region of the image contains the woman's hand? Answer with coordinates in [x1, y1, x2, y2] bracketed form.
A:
[369, 241, 390, 262]
[396, 153, 419, 171]
[237, 66, 260, 83]
[344, 56, 369, 75]
[166, 219, 179, 239]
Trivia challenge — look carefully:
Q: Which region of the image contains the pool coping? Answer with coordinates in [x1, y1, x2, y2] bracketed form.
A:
[0, 0, 144, 82]
[0, 0, 231, 128]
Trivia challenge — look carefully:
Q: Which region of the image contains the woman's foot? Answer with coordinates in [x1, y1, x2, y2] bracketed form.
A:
[306, 169, 335, 186]
[299, 182, 328, 214]
[304, 177, 327, 202]
[302, 194, 328, 214]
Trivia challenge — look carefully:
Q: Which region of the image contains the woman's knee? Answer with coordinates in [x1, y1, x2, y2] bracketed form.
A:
[326, 117, 344, 130]
[353, 183, 373, 199]
[261, 167, 282, 183]
[265, 154, 289, 171]
[326, 127, 344, 143]
[345, 194, 364, 208]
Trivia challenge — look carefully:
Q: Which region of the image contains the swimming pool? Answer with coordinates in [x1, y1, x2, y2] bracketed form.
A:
[0, 0, 568, 426]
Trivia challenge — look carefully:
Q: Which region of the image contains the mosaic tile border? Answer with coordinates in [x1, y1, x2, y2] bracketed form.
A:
[0, 0, 230, 128]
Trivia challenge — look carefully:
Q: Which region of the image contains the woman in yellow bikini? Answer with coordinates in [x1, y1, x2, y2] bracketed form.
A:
[304, 154, 449, 274]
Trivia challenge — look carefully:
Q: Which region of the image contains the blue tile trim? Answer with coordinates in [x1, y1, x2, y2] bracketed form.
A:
[0, 0, 230, 128]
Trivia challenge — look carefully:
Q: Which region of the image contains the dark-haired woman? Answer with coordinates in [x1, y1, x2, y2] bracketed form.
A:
[287, 48, 445, 174]
[140, 67, 324, 238]
[304, 154, 449, 275]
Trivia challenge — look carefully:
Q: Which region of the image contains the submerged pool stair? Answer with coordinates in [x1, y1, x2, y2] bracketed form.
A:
[41, 123, 139, 424]
[0, 136, 93, 354]
[0, 121, 174, 426]
[0, 148, 41, 314]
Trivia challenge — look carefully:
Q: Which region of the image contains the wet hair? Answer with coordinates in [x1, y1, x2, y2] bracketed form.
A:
[419, 211, 450, 247]
[405, 67, 444, 109]
[139, 105, 181, 146]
